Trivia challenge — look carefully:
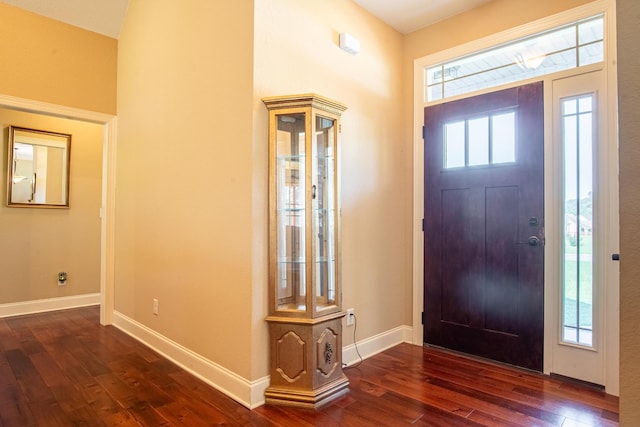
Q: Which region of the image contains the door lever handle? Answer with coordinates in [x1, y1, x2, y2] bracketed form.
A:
[518, 236, 541, 246]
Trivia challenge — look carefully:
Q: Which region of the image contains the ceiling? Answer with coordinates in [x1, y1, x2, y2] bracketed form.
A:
[1, 0, 492, 39]
[1, 0, 129, 38]
[352, 0, 492, 34]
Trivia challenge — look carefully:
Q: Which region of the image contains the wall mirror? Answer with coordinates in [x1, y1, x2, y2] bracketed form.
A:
[6, 126, 71, 208]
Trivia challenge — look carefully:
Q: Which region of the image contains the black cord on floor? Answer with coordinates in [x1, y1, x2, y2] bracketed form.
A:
[344, 313, 363, 369]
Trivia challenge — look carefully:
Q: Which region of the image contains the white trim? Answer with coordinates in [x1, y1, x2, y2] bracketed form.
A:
[100, 118, 117, 325]
[412, 0, 618, 392]
[412, 54, 426, 345]
[548, 70, 607, 385]
[603, 0, 619, 395]
[343, 325, 414, 367]
[543, 77, 557, 381]
[0, 293, 100, 318]
[112, 311, 270, 409]
[0, 94, 116, 327]
[0, 94, 113, 124]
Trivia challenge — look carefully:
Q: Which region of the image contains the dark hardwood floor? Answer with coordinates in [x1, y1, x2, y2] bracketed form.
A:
[0, 306, 618, 426]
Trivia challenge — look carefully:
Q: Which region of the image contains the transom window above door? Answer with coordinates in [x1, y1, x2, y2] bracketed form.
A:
[425, 15, 604, 102]
[444, 110, 516, 169]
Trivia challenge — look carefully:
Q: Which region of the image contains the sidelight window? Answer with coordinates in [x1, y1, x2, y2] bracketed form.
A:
[562, 94, 594, 347]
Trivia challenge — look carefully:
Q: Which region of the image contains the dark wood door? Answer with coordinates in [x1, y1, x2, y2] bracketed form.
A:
[423, 82, 544, 371]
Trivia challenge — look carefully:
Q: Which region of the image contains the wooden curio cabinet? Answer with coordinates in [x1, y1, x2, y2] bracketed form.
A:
[263, 94, 348, 407]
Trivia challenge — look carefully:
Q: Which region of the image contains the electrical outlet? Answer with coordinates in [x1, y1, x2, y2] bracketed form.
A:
[346, 308, 355, 326]
[58, 272, 67, 286]
[153, 298, 159, 315]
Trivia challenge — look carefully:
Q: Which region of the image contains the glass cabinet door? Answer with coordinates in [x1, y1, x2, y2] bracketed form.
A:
[313, 115, 337, 312]
[265, 93, 346, 318]
[275, 113, 306, 311]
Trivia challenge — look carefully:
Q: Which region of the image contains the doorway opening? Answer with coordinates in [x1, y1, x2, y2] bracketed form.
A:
[0, 94, 116, 326]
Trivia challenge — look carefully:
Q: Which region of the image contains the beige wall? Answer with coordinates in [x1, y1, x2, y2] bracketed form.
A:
[617, 0, 640, 423]
[0, 109, 103, 303]
[116, 0, 408, 383]
[405, 0, 592, 59]
[254, 0, 408, 359]
[116, 0, 256, 379]
[0, 3, 117, 114]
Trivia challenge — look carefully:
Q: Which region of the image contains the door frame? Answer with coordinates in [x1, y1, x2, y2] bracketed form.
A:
[411, 0, 619, 394]
[0, 94, 117, 326]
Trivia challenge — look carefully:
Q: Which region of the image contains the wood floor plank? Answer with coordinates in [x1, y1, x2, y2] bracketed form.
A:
[29, 352, 69, 388]
[100, 410, 141, 427]
[388, 344, 618, 424]
[5, 349, 56, 404]
[123, 396, 170, 426]
[0, 306, 619, 426]
[167, 370, 272, 426]
[27, 400, 73, 426]
[154, 394, 230, 427]
[381, 372, 557, 426]
[365, 373, 478, 417]
[358, 386, 485, 426]
[94, 372, 137, 405]
[399, 360, 587, 422]
[160, 385, 242, 425]
[0, 399, 35, 426]
[79, 381, 130, 422]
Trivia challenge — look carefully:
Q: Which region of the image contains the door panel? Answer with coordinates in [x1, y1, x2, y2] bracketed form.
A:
[424, 82, 544, 371]
[440, 188, 470, 326]
[485, 185, 519, 334]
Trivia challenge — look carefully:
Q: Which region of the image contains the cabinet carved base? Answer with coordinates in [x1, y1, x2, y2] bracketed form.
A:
[265, 312, 348, 408]
[264, 375, 349, 408]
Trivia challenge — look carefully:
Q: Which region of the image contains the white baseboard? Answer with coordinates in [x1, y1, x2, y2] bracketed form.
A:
[112, 311, 413, 409]
[112, 311, 270, 409]
[343, 325, 414, 366]
[0, 293, 100, 318]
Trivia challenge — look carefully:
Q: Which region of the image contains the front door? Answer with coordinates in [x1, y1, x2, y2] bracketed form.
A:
[423, 82, 544, 371]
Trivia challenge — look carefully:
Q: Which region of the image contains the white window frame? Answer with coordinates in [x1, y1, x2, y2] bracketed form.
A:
[424, 14, 604, 103]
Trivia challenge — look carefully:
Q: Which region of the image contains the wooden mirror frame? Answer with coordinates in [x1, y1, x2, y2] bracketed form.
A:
[6, 126, 71, 208]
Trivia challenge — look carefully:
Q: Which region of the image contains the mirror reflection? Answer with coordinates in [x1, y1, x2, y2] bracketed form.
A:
[7, 126, 71, 207]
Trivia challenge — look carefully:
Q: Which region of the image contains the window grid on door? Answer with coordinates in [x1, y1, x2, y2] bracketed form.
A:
[443, 110, 516, 169]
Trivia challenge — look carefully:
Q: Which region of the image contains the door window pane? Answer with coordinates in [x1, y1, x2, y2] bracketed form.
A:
[468, 117, 489, 166]
[444, 121, 465, 168]
[492, 112, 516, 164]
